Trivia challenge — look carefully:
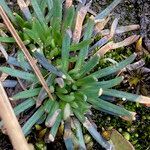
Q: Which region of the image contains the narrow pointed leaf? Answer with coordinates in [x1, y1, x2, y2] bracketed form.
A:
[0, 37, 15, 43]
[11, 88, 41, 100]
[14, 99, 35, 116]
[73, 118, 86, 150]
[91, 53, 137, 78]
[22, 106, 45, 135]
[84, 76, 124, 89]
[72, 2, 91, 43]
[49, 112, 62, 141]
[51, 0, 62, 32]
[95, 0, 122, 21]
[61, 30, 71, 72]
[34, 52, 66, 78]
[0, 67, 37, 82]
[75, 18, 95, 69]
[103, 89, 150, 105]
[76, 54, 100, 78]
[90, 98, 136, 121]
[70, 38, 92, 51]
[30, 0, 46, 27]
[83, 118, 113, 149]
[63, 6, 75, 31]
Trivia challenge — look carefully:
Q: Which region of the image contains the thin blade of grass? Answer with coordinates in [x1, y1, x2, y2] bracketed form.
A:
[30, 0, 46, 27]
[0, 67, 37, 82]
[74, 17, 95, 70]
[61, 30, 71, 72]
[37, 74, 55, 107]
[49, 112, 62, 141]
[22, 106, 45, 136]
[51, 0, 62, 33]
[103, 89, 150, 106]
[11, 87, 41, 100]
[64, 119, 74, 150]
[73, 118, 86, 150]
[34, 52, 66, 78]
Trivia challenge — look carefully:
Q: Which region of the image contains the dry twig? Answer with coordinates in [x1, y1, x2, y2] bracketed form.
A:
[0, 82, 29, 150]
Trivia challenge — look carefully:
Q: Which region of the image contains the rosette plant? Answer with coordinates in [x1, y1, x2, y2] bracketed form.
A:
[0, 0, 149, 149]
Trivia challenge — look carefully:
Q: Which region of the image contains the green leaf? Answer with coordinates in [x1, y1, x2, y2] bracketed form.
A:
[95, 0, 122, 21]
[14, 99, 35, 116]
[46, 0, 53, 12]
[63, 6, 75, 32]
[31, 0, 46, 27]
[0, 37, 15, 43]
[61, 30, 71, 72]
[15, 13, 26, 27]
[49, 112, 62, 141]
[32, 19, 47, 43]
[51, 0, 62, 32]
[88, 98, 135, 120]
[103, 89, 142, 103]
[1, 0, 16, 25]
[76, 54, 100, 78]
[45, 101, 59, 126]
[0, 67, 37, 82]
[0, 99, 35, 128]
[91, 53, 137, 78]
[12, 88, 41, 100]
[23, 28, 42, 45]
[43, 100, 54, 113]
[83, 118, 112, 149]
[84, 76, 124, 89]
[40, 0, 47, 13]
[73, 109, 86, 123]
[75, 76, 97, 86]
[75, 18, 95, 70]
[34, 52, 65, 78]
[22, 106, 45, 135]
[97, 76, 123, 89]
[17, 51, 31, 71]
[57, 93, 75, 102]
[70, 39, 92, 51]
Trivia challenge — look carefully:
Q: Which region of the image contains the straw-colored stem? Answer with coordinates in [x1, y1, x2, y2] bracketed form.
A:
[0, 82, 29, 150]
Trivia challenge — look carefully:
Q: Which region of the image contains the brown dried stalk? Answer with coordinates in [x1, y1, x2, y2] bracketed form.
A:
[0, 6, 53, 100]
[65, 0, 73, 8]
[99, 25, 140, 36]
[0, 82, 29, 150]
[72, 2, 91, 43]
[95, 35, 140, 56]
